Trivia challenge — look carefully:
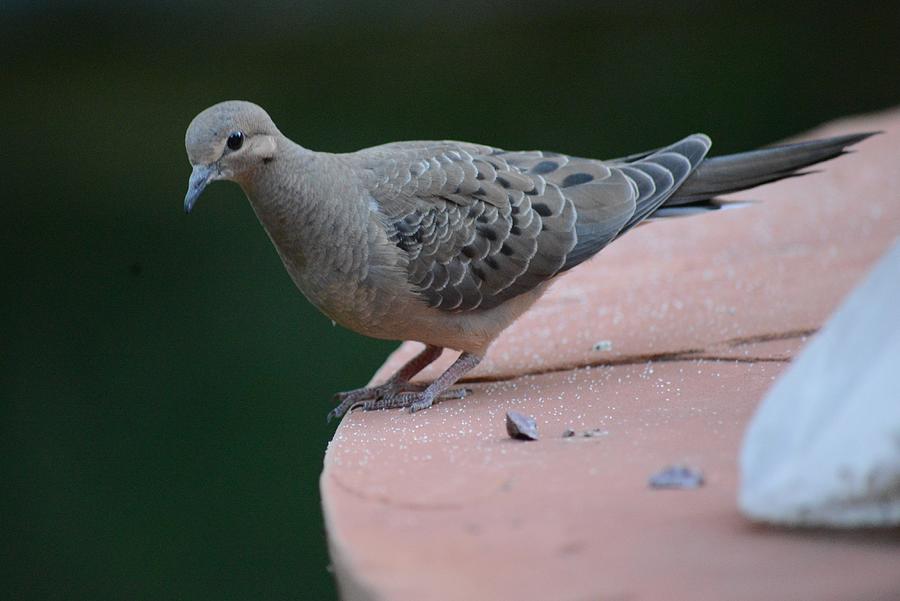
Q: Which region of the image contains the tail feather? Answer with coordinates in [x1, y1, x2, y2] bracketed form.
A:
[647, 198, 756, 220]
[669, 132, 878, 205]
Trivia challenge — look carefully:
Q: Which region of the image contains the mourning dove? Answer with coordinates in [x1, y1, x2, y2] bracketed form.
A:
[183, 100, 873, 420]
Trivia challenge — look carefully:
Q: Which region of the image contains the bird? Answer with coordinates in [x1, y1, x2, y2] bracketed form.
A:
[183, 100, 873, 421]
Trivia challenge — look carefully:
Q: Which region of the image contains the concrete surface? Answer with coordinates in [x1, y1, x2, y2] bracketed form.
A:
[321, 109, 900, 601]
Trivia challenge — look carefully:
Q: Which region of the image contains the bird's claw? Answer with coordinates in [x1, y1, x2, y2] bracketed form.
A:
[407, 387, 469, 412]
[327, 384, 470, 422]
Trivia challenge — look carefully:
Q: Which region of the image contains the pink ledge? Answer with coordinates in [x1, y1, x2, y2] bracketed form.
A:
[321, 109, 900, 601]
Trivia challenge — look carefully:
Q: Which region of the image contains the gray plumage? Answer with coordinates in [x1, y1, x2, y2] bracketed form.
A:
[360, 134, 713, 312]
[182, 100, 874, 417]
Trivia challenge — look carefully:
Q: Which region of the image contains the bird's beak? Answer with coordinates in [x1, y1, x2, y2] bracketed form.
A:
[184, 164, 217, 214]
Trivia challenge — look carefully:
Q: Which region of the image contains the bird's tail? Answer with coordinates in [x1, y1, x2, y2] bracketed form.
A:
[653, 132, 877, 217]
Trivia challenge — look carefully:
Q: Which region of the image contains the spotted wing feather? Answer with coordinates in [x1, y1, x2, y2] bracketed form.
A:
[359, 142, 583, 311]
[357, 135, 709, 311]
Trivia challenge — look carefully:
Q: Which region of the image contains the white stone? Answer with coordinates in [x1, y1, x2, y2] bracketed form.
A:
[739, 240, 900, 526]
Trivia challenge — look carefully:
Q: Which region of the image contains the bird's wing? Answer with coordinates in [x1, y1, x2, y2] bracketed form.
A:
[604, 134, 712, 235]
[356, 136, 708, 312]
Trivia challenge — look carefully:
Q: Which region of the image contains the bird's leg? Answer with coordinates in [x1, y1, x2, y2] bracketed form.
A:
[361, 352, 482, 414]
[327, 344, 444, 422]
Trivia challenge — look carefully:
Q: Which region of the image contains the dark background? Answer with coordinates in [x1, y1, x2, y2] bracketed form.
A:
[3, 1, 898, 599]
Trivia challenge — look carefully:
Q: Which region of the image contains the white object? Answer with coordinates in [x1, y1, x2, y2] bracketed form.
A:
[739, 240, 900, 526]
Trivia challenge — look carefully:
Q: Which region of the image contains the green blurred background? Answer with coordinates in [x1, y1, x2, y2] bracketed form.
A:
[3, 1, 898, 599]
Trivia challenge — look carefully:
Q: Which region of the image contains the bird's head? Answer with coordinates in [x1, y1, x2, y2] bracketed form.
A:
[183, 100, 280, 213]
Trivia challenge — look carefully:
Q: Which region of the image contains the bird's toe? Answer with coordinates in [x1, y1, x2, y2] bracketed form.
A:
[407, 396, 435, 413]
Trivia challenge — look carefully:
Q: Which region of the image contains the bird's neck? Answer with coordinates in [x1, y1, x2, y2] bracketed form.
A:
[239, 140, 317, 255]
[238, 139, 372, 309]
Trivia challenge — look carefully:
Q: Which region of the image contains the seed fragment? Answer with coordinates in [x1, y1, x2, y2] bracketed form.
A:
[592, 340, 613, 352]
[506, 411, 539, 441]
[648, 465, 705, 489]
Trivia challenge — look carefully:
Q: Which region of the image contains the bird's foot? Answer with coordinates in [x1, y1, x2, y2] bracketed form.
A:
[327, 382, 469, 422]
[362, 387, 469, 414]
[327, 380, 418, 422]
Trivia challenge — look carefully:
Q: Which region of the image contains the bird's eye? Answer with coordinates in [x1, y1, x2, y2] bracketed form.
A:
[226, 131, 244, 151]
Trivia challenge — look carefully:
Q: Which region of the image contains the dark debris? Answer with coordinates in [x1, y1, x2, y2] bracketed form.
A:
[506, 411, 539, 441]
[648, 465, 705, 489]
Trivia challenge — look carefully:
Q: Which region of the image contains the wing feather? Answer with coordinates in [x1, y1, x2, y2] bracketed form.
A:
[358, 135, 709, 312]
